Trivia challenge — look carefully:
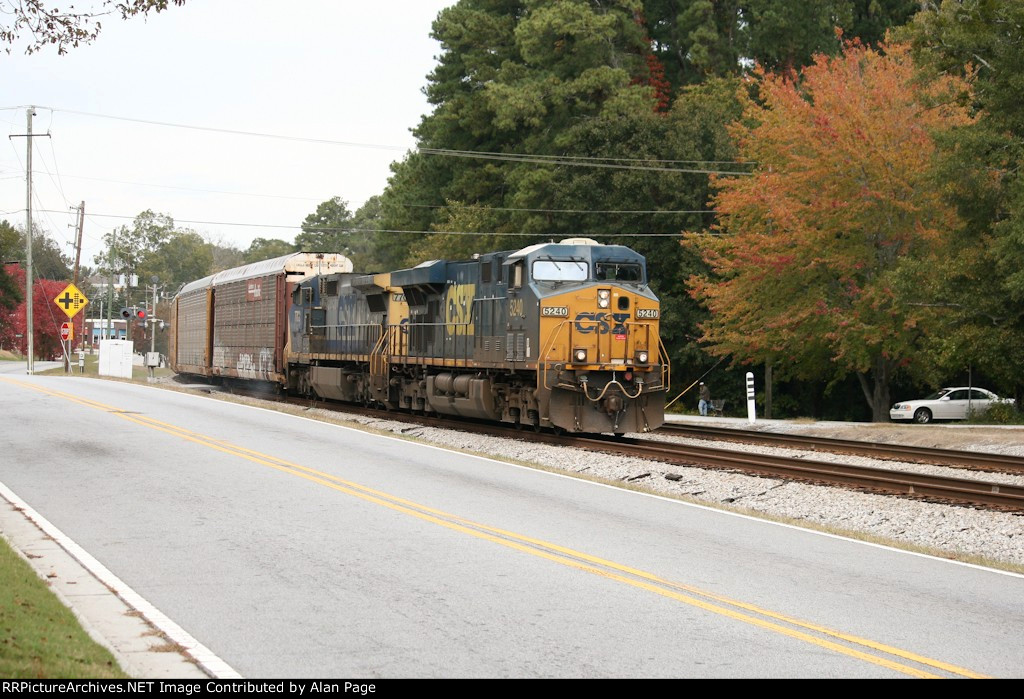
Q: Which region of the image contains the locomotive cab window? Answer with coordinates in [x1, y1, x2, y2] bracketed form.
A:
[595, 262, 643, 282]
[532, 259, 588, 282]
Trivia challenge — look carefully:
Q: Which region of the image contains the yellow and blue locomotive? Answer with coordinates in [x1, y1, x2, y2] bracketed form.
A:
[171, 240, 668, 434]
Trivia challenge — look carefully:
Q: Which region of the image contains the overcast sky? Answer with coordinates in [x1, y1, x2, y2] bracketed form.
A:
[1, 1, 456, 269]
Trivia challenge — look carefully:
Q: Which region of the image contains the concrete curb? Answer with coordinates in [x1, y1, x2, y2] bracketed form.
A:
[0, 482, 238, 679]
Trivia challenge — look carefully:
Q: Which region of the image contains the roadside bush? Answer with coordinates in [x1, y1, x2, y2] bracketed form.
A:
[967, 402, 1024, 425]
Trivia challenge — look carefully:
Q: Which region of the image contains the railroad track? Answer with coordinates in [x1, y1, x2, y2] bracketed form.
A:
[581, 433, 1024, 512]
[658, 423, 1024, 474]
[203, 383, 1024, 512]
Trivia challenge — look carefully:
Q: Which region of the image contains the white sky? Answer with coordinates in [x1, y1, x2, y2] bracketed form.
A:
[1, 1, 456, 269]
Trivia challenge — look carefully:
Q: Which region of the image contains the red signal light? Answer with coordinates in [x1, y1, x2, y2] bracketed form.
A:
[136, 309, 147, 320]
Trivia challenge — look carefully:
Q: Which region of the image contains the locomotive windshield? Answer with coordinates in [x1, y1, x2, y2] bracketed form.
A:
[595, 261, 643, 282]
[532, 259, 588, 282]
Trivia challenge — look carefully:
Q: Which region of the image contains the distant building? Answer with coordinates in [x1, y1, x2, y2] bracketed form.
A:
[85, 319, 128, 343]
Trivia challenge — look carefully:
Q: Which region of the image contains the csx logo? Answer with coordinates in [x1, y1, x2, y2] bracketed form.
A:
[574, 312, 629, 335]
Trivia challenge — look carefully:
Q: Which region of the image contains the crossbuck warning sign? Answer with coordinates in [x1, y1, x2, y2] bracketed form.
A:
[53, 283, 89, 319]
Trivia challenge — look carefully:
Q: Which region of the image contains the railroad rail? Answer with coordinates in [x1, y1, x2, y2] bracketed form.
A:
[201, 382, 1024, 512]
[658, 423, 1024, 474]
[584, 433, 1024, 512]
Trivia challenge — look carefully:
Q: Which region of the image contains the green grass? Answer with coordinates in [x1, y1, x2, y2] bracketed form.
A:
[0, 536, 127, 678]
[36, 353, 174, 381]
[0, 349, 22, 361]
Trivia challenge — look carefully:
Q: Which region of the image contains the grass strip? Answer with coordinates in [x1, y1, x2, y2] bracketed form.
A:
[0, 535, 127, 678]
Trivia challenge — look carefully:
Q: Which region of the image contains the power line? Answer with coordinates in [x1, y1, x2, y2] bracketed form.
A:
[417, 148, 754, 175]
[29, 172, 325, 202]
[36, 209, 691, 237]
[38, 107, 754, 176]
[405, 203, 715, 214]
[54, 107, 408, 151]
[43, 136, 73, 207]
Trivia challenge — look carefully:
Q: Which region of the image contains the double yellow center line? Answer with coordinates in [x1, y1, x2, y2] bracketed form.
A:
[2, 378, 989, 678]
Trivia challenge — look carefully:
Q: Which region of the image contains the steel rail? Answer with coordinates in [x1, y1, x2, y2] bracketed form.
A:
[658, 423, 1024, 474]
[574, 434, 1024, 511]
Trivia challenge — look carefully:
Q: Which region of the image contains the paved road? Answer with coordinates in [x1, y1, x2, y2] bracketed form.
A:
[1, 374, 1022, 678]
[0, 359, 62, 374]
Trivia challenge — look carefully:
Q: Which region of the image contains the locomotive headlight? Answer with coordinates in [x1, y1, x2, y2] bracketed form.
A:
[598, 289, 611, 308]
[573, 348, 588, 363]
[636, 350, 649, 364]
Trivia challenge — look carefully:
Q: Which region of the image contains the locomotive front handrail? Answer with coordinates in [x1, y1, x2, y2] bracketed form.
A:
[539, 319, 573, 390]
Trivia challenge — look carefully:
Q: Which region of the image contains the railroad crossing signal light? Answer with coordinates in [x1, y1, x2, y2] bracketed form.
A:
[120, 307, 132, 319]
[136, 308, 147, 320]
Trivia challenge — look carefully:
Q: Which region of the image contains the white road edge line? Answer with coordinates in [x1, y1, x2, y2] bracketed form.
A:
[0, 479, 243, 679]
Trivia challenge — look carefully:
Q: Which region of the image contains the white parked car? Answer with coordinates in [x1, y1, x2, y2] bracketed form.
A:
[890, 387, 1014, 424]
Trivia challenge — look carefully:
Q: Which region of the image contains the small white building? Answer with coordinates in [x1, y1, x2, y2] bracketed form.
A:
[85, 318, 128, 343]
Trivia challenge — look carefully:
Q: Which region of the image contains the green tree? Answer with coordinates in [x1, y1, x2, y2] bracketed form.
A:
[244, 237, 295, 264]
[144, 231, 213, 292]
[0, 221, 24, 312]
[686, 41, 973, 421]
[643, 1, 918, 93]
[898, 0, 1024, 401]
[740, 0, 852, 74]
[294, 196, 354, 252]
[345, 196, 386, 271]
[93, 210, 172, 281]
[205, 237, 244, 273]
[379, 0, 659, 268]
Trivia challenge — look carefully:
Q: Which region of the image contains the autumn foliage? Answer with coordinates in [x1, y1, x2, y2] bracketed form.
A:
[686, 41, 974, 419]
[0, 265, 84, 360]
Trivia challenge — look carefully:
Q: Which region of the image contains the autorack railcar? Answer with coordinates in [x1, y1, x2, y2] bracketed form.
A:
[169, 252, 354, 382]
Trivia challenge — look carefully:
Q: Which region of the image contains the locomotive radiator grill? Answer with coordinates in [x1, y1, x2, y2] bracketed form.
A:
[506, 332, 525, 362]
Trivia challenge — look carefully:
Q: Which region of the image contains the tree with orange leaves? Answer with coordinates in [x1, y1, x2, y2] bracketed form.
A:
[686, 40, 974, 421]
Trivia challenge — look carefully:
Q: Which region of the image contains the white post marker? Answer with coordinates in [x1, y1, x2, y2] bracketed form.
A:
[746, 371, 756, 424]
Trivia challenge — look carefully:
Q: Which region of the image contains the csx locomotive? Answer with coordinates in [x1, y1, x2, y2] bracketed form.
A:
[169, 239, 669, 433]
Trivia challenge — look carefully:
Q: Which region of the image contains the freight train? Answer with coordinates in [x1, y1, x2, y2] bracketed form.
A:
[169, 240, 669, 433]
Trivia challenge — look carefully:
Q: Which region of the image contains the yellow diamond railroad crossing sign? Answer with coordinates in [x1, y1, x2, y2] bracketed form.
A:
[53, 283, 89, 319]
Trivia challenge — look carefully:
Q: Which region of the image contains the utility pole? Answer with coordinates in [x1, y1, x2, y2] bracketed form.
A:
[9, 107, 51, 373]
[24, 109, 32, 373]
[148, 279, 159, 381]
[107, 230, 115, 340]
[71, 201, 85, 286]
